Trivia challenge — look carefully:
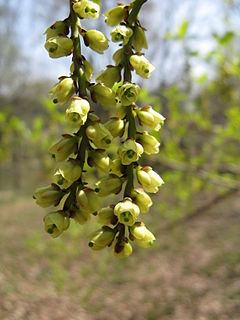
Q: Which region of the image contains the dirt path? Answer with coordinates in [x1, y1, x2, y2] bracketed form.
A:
[0, 193, 239, 320]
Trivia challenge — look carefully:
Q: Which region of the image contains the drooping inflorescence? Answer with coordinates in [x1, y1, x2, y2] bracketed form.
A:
[33, 0, 165, 258]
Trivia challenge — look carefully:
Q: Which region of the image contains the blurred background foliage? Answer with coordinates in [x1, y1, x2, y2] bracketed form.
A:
[0, 0, 240, 319]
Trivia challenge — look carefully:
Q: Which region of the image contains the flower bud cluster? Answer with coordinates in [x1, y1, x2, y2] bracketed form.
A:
[35, 0, 165, 259]
[90, 1, 165, 258]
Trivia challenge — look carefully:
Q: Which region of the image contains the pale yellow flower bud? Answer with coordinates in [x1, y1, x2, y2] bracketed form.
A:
[88, 227, 116, 250]
[76, 188, 101, 214]
[104, 117, 125, 138]
[130, 55, 155, 79]
[97, 206, 117, 225]
[49, 78, 75, 105]
[88, 113, 100, 122]
[136, 106, 165, 131]
[65, 97, 90, 127]
[114, 241, 133, 258]
[132, 26, 148, 52]
[88, 149, 111, 173]
[45, 36, 73, 58]
[130, 222, 156, 248]
[136, 166, 164, 193]
[95, 174, 122, 197]
[116, 104, 127, 119]
[84, 30, 109, 54]
[73, 209, 91, 224]
[113, 48, 124, 65]
[131, 188, 152, 213]
[33, 184, 63, 208]
[110, 158, 125, 177]
[83, 59, 93, 81]
[114, 198, 140, 226]
[111, 25, 133, 45]
[117, 82, 140, 106]
[44, 211, 70, 238]
[104, 6, 127, 26]
[58, 159, 82, 183]
[118, 139, 143, 165]
[49, 135, 78, 162]
[90, 83, 116, 108]
[45, 21, 69, 40]
[136, 131, 160, 155]
[70, 59, 93, 82]
[86, 122, 113, 149]
[96, 66, 121, 88]
[53, 170, 72, 188]
[73, 0, 100, 19]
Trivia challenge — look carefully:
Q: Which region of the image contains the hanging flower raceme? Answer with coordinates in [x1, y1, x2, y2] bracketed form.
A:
[34, 0, 166, 259]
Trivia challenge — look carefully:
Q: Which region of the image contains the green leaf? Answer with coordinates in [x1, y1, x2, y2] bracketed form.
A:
[196, 74, 207, 85]
[213, 31, 235, 46]
[177, 20, 189, 39]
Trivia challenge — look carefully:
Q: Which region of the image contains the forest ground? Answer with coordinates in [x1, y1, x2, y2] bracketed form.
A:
[0, 191, 239, 320]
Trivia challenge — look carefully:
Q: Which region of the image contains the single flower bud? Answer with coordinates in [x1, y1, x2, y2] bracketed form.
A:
[113, 48, 124, 65]
[53, 170, 72, 188]
[136, 166, 164, 193]
[104, 117, 125, 138]
[88, 227, 116, 250]
[86, 122, 113, 149]
[111, 25, 133, 45]
[118, 139, 143, 165]
[114, 198, 140, 226]
[90, 83, 116, 108]
[97, 206, 118, 225]
[104, 5, 127, 26]
[88, 112, 100, 122]
[49, 78, 75, 105]
[73, 0, 100, 19]
[76, 188, 101, 214]
[45, 36, 73, 58]
[117, 82, 140, 106]
[44, 211, 70, 238]
[114, 241, 133, 258]
[58, 159, 82, 183]
[130, 55, 155, 79]
[95, 174, 122, 197]
[83, 59, 93, 81]
[96, 66, 121, 88]
[84, 30, 109, 54]
[73, 209, 91, 224]
[136, 106, 165, 131]
[110, 158, 125, 177]
[49, 135, 78, 162]
[116, 104, 127, 119]
[136, 131, 160, 155]
[131, 188, 152, 213]
[70, 59, 93, 82]
[132, 26, 148, 52]
[88, 149, 111, 173]
[33, 184, 63, 208]
[130, 222, 156, 248]
[65, 97, 90, 127]
[45, 20, 69, 40]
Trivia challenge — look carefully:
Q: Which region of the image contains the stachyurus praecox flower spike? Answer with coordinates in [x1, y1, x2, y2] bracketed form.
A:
[34, 0, 166, 259]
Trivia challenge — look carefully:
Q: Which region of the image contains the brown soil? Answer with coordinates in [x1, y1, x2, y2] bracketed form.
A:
[0, 192, 239, 320]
